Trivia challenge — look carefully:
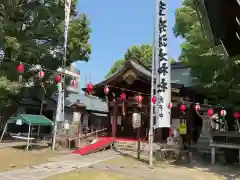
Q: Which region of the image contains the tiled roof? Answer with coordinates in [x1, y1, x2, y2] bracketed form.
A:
[107, 60, 193, 87]
[52, 93, 108, 113]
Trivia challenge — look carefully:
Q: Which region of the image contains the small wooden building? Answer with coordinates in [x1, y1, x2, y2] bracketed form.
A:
[86, 60, 205, 141]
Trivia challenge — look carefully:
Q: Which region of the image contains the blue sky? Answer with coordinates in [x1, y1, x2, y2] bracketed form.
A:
[76, 0, 183, 87]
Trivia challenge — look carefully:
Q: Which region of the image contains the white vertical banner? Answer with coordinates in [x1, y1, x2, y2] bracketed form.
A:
[154, 0, 171, 128]
[64, 0, 72, 58]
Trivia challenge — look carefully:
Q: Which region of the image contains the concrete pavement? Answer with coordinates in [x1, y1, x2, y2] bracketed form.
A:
[0, 150, 119, 180]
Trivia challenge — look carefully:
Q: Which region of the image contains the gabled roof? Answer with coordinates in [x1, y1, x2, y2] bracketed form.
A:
[95, 60, 151, 87]
[94, 60, 193, 88]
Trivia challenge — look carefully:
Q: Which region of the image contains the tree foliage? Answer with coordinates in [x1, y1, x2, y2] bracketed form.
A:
[174, 0, 240, 108]
[0, 0, 91, 105]
[106, 44, 176, 78]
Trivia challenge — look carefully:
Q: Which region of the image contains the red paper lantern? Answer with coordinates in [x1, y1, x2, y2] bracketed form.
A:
[220, 109, 227, 117]
[55, 74, 61, 83]
[104, 86, 109, 95]
[136, 95, 143, 104]
[151, 96, 157, 104]
[207, 108, 214, 117]
[87, 83, 94, 94]
[233, 112, 240, 119]
[180, 104, 186, 112]
[195, 103, 201, 111]
[168, 102, 173, 109]
[71, 79, 76, 87]
[38, 70, 45, 78]
[120, 92, 126, 101]
[169, 128, 173, 137]
[17, 63, 24, 73]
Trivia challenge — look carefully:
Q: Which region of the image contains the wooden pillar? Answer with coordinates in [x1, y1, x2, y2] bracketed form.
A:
[211, 147, 216, 164]
[112, 102, 118, 137]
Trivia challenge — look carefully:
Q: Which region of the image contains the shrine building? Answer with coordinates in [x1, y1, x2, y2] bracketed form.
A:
[84, 60, 205, 141]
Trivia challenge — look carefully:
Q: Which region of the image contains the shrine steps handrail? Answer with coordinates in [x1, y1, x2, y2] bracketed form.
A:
[69, 128, 107, 141]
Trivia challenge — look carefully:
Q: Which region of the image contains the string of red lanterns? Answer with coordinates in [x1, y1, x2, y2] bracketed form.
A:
[85, 83, 240, 119]
[17, 62, 79, 88]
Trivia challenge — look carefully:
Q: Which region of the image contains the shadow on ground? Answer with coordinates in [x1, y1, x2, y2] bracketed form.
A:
[171, 151, 240, 179]
[116, 149, 240, 179]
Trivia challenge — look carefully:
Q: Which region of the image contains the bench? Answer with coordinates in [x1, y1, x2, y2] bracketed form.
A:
[210, 142, 240, 164]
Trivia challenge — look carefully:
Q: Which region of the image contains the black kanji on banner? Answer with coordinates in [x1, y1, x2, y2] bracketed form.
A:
[157, 78, 168, 92]
[158, 104, 163, 110]
[158, 48, 167, 62]
[158, 34, 167, 47]
[159, 18, 167, 33]
[157, 62, 168, 76]
[158, 96, 164, 103]
[159, 113, 163, 118]
[159, 1, 166, 11]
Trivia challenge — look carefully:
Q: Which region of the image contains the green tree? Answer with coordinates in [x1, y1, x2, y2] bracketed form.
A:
[105, 45, 151, 78]
[106, 45, 177, 78]
[125, 44, 152, 66]
[174, 0, 240, 107]
[0, 0, 91, 106]
[169, 57, 176, 64]
[105, 59, 125, 78]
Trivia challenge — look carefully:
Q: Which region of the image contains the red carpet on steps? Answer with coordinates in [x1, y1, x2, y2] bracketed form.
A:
[72, 138, 115, 156]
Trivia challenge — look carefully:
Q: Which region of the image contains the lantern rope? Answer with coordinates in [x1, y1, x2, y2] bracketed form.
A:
[3, 57, 237, 114]
[2, 57, 60, 74]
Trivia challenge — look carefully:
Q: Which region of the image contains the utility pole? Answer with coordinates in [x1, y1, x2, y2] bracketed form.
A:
[52, 69, 80, 151]
[52, 82, 62, 150]
[149, 0, 157, 166]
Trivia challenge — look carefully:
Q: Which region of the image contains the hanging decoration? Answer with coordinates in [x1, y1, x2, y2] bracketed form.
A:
[12, 59, 234, 121]
[38, 70, 45, 79]
[55, 74, 61, 83]
[195, 103, 200, 111]
[136, 95, 143, 105]
[87, 83, 94, 94]
[180, 104, 186, 113]
[17, 63, 24, 73]
[169, 127, 173, 137]
[104, 85, 110, 95]
[104, 85, 110, 101]
[168, 102, 173, 109]
[154, 0, 171, 128]
[71, 79, 76, 87]
[17, 63, 24, 84]
[151, 96, 157, 104]
[120, 92, 126, 116]
[233, 112, 240, 131]
[207, 108, 214, 117]
[233, 112, 240, 119]
[220, 109, 227, 117]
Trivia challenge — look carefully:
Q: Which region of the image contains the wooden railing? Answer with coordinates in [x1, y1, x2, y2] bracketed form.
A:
[68, 128, 107, 149]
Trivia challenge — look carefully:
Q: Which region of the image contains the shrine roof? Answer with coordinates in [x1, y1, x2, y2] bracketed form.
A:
[93, 60, 193, 88]
[52, 93, 108, 113]
[195, 0, 240, 57]
[94, 60, 152, 87]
